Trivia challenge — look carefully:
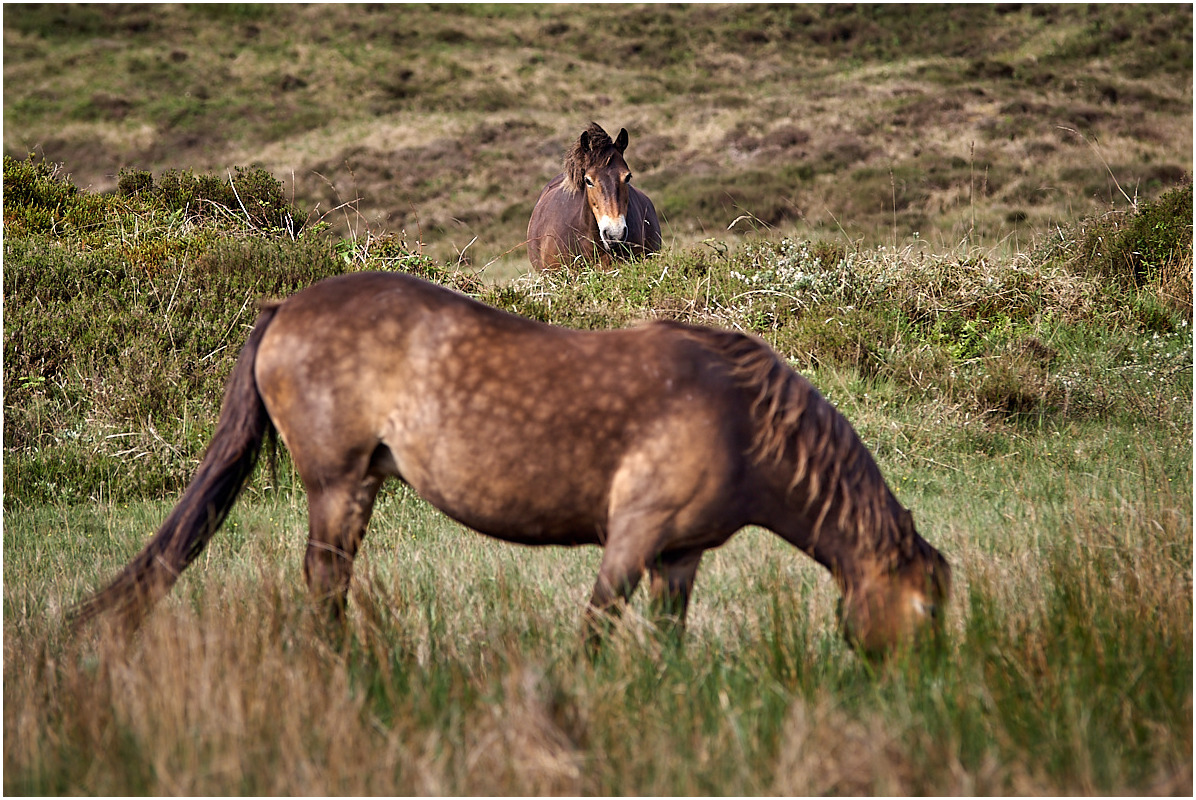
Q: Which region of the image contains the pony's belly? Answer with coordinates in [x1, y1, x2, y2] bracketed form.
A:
[375, 436, 609, 547]
[447, 509, 604, 548]
[418, 478, 606, 547]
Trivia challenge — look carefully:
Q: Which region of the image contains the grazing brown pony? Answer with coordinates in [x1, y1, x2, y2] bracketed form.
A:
[527, 122, 662, 271]
[72, 271, 950, 657]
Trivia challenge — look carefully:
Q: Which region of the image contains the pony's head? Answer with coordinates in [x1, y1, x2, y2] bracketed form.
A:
[837, 508, 952, 658]
[565, 122, 633, 251]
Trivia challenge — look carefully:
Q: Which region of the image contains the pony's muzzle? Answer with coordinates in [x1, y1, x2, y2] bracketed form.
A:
[597, 214, 628, 250]
[912, 595, 938, 621]
[836, 581, 946, 659]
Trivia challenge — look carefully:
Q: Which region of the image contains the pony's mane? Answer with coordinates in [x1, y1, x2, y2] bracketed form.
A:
[563, 123, 622, 195]
[655, 320, 913, 562]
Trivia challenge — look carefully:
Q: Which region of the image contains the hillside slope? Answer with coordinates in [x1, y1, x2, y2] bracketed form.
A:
[4, 4, 1191, 267]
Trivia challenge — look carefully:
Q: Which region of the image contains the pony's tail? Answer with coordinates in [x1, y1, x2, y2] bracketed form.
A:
[70, 303, 281, 633]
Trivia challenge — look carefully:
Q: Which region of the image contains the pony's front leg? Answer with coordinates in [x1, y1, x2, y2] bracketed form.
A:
[582, 538, 650, 648]
[303, 474, 383, 623]
[647, 550, 703, 638]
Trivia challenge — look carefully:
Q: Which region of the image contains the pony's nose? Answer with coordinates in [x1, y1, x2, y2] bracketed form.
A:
[597, 214, 628, 247]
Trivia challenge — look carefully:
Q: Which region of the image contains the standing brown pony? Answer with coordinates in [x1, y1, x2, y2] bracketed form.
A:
[72, 272, 950, 658]
[527, 123, 662, 271]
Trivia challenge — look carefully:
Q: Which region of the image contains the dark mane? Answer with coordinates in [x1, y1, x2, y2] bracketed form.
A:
[654, 319, 911, 561]
[563, 122, 620, 195]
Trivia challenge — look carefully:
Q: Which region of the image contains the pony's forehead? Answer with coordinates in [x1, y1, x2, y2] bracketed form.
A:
[567, 127, 627, 172]
[570, 144, 626, 172]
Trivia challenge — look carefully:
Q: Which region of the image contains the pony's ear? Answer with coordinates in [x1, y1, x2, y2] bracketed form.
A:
[614, 128, 629, 153]
[578, 130, 591, 154]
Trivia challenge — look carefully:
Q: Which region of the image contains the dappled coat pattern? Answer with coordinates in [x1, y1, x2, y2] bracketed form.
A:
[73, 272, 949, 658]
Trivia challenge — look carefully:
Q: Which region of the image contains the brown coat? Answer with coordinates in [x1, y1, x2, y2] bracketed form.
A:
[528, 123, 662, 271]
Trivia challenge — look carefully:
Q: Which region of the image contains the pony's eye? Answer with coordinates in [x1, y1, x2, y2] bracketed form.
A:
[584, 176, 595, 188]
[625, 173, 633, 184]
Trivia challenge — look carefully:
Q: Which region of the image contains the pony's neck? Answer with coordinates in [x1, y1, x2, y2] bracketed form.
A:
[757, 434, 907, 592]
[561, 170, 583, 196]
[765, 489, 864, 586]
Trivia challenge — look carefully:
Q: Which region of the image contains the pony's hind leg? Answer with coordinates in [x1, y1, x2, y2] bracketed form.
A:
[648, 550, 703, 637]
[303, 473, 384, 622]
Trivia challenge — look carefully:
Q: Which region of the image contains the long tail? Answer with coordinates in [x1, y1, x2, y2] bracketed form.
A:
[70, 303, 281, 632]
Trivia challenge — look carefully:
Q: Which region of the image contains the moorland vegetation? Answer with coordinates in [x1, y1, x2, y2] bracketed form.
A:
[3, 3, 1192, 795]
[3, 150, 1191, 796]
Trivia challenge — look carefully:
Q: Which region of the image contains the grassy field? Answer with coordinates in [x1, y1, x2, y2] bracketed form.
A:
[3, 154, 1192, 793]
[3, 3, 1193, 796]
